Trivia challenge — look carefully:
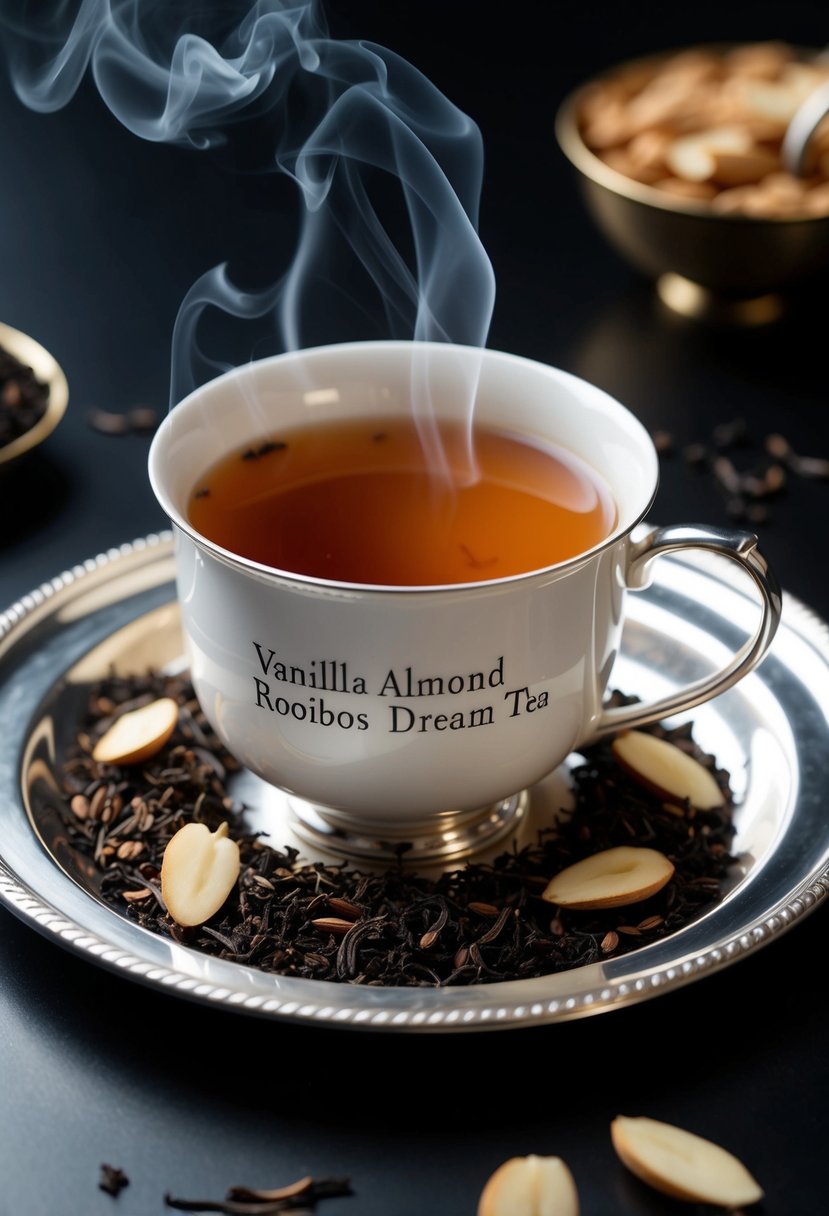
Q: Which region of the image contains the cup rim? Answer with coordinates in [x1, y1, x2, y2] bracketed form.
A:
[148, 339, 658, 594]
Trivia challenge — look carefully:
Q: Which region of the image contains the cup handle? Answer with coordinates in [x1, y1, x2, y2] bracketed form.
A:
[591, 523, 783, 740]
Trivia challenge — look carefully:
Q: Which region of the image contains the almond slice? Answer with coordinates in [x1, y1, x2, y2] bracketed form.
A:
[541, 846, 674, 910]
[724, 40, 795, 80]
[710, 147, 780, 186]
[91, 697, 179, 766]
[478, 1155, 579, 1216]
[666, 126, 752, 181]
[665, 136, 718, 182]
[611, 1116, 764, 1208]
[161, 821, 241, 927]
[736, 79, 804, 123]
[611, 730, 724, 809]
[653, 177, 718, 201]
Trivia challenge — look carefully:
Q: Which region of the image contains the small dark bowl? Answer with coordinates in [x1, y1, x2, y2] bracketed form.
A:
[0, 322, 68, 467]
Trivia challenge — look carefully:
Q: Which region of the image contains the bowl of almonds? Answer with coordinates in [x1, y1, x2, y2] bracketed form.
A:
[555, 40, 829, 322]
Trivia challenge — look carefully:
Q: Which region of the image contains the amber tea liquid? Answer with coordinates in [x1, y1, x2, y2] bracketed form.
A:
[187, 415, 617, 585]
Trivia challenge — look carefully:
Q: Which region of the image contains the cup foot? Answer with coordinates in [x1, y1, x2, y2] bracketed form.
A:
[656, 273, 786, 326]
[284, 790, 530, 865]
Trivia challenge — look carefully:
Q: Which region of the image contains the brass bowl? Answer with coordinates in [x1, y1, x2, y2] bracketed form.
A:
[0, 322, 68, 466]
[555, 47, 829, 324]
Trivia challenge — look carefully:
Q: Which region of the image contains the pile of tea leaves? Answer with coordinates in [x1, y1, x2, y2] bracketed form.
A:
[0, 341, 49, 448]
[57, 670, 737, 987]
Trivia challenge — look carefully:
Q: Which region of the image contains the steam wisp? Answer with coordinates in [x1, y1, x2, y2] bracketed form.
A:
[1, 0, 495, 429]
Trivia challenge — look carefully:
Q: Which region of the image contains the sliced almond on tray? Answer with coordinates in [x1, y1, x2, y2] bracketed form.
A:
[611, 730, 724, 808]
[478, 1154, 579, 1216]
[610, 1115, 764, 1208]
[541, 846, 674, 910]
[91, 696, 179, 766]
[161, 821, 241, 927]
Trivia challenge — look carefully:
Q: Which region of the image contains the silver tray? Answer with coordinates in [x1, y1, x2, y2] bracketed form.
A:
[1, 532, 828, 1033]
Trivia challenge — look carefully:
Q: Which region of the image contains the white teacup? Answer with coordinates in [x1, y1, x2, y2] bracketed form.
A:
[148, 340, 781, 862]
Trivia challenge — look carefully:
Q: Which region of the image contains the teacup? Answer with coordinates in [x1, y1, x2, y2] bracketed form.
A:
[148, 340, 781, 862]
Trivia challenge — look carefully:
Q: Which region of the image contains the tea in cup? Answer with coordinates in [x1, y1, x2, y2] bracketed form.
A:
[148, 340, 781, 862]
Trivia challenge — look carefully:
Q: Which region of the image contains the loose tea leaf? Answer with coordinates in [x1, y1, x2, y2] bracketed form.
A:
[99, 1163, 129, 1196]
[676, 417, 829, 524]
[165, 1175, 353, 1213]
[56, 672, 738, 988]
[87, 406, 160, 436]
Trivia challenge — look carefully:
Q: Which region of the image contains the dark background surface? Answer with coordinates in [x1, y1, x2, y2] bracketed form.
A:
[1, 2, 828, 1213]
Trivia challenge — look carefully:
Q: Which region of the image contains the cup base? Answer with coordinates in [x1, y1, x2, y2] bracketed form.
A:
[284, 790, 530, 865]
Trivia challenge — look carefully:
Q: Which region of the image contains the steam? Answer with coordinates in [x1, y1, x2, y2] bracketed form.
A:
[0, 0, 495, 422]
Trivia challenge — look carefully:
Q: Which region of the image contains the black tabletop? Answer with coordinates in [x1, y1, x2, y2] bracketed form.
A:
[2, 3, 828, 1214]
